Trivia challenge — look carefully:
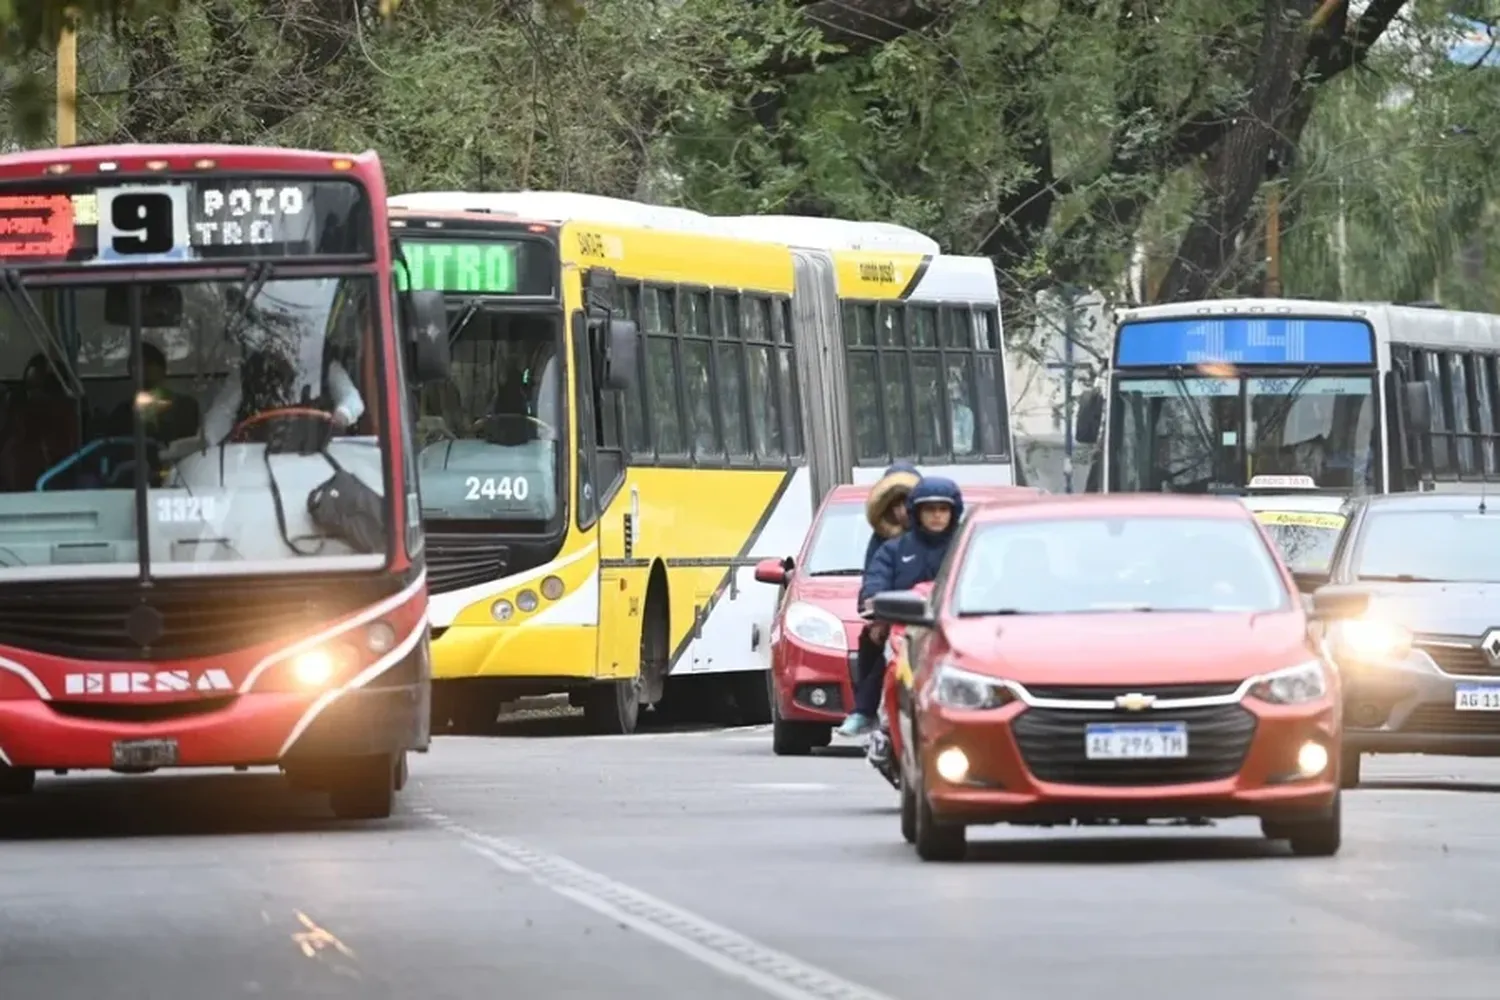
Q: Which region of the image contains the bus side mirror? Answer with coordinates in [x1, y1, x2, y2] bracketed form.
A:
[597, 318, 638, 391]
[1402, 380, 1434, 433]
[1075, 389, 1103, 445]
[404, 290, 451, 384]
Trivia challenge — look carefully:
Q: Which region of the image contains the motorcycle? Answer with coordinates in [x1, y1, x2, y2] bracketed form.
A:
[866, 581, 933, 790]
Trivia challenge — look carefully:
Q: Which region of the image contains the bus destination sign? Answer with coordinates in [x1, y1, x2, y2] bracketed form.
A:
[0, 178, 372, 265]
[396, 237, 556, 297]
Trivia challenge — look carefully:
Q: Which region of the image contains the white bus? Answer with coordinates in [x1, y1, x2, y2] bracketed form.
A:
[1075, 298, 1500, 497]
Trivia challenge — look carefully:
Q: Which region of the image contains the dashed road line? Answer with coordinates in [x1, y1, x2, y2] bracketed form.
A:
[415, 806, 897, 1000]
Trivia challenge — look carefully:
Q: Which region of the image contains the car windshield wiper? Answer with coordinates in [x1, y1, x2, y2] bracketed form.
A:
[0, 267, 83, 398]
[1357, 573, 1446, 583]
[956, 608, 1026, 616]
[1164, 366, 1222, 487]
[808, 568, 862, 577]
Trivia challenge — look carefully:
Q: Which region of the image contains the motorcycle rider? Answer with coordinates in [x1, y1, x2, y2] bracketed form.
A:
[833, 461, 920, 739]
[840, 475, 965, 745]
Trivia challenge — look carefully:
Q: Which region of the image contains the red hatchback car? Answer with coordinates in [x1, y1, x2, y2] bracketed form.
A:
[869, 494, 1368, 862]
[755, 482, 1043, 756]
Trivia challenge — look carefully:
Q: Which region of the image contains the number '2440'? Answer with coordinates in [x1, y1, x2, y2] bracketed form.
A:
[465, 476, 530, 501]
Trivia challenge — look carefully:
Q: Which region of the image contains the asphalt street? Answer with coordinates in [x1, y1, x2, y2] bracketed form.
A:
[2, 719, 1498, 1000]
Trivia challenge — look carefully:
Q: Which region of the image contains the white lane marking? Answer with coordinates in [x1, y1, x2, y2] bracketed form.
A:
[589, 725, 773, 742]
[417, 807, 897, 1000]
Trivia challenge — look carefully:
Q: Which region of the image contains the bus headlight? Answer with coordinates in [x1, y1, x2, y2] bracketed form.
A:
[491, 599, 515, 622]
[516, 589, 539, 613]
[540, 576, 565, 600]
[367, 621, 397, 654]
[290, 644, 358, 688]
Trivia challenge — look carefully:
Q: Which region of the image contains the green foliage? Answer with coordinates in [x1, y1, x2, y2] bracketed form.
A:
[3, 0, 1496, 354]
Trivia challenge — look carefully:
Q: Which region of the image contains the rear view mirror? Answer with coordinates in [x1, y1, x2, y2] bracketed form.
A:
[105, 284, 182, 328]
[1074, 388, 1103, 445]
[403, 289, 451, 384]
[868, 590, 934, 627]
[599, 318, 638, 391]
[1310, 584, 1369, 621]
[1402, 380, 1434, 433]
[754, 557, 792, 586]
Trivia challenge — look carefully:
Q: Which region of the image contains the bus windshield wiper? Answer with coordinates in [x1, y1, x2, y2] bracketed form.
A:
[1165, 365, 1221, 486]
[225, 261, 274, 344]
[447, 299, 481, 343]
[0, 268, 84, 398]
[1254, 366, 1320, 453]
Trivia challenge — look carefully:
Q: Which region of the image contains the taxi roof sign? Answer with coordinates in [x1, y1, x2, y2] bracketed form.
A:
[1248, 474, 1317, 490]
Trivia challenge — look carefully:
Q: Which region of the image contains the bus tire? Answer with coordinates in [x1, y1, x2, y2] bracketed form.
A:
[0, 765, 35, 795]
[584, 678, 640, 735]
[327, 754, 396, 821]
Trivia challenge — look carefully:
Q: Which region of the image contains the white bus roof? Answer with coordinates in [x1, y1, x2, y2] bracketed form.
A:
[388, 190, 943, 253]
[1114, 297, 1500, 351]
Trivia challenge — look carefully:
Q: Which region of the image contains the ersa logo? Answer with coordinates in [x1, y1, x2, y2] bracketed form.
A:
[62, 669, 234, 697]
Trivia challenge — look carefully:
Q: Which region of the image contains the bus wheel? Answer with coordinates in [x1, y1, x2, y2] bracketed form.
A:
[0, 765, 35, 795]
[584, 676, 641, 735]
[327, 755, 395, 820]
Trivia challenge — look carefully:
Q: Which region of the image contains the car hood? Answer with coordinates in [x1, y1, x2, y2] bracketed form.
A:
[791, 575, 862, 622]
[944, 611, 1308, 685]
[1358, 583, 1500, 638]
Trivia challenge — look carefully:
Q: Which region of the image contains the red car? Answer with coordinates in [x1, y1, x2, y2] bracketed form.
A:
[869, 494, 1367, 862]
[754, 483, 1043, 756]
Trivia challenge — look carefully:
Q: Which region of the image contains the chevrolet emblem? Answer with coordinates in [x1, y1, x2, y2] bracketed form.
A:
[1115, 692, 1156, 712]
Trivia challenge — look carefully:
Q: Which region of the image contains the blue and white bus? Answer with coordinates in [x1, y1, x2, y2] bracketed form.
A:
[1075, 298, 1500, 495]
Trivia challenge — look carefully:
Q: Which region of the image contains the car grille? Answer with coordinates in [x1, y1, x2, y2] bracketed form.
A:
[426, 534, 512, 594]
[0, 572, 407, 662]
[1011, 704, 1257, 786]
[1402, 704, 1500, 738]
[1416, 641, 1499, 675]
[1023, 682, 1242, 701]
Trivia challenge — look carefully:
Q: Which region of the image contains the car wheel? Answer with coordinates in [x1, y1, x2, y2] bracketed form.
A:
[912, 754, 966, 862]
[1339, 748, 1361, 789]
[1283, 792, 1342, 858]
[772, 718, 816, 756]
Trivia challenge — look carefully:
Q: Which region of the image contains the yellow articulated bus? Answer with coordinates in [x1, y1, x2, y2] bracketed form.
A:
[389, 191, 1015, 734]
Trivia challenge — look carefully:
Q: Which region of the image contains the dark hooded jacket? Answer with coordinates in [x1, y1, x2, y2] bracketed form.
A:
[862, 461, 921, 571]
[860, 476, 964, 604]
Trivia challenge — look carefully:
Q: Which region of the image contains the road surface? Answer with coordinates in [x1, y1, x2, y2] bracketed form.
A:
[1, 725, 1497, 999]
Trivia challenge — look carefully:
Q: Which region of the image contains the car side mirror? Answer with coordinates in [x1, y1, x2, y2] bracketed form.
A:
[403, 289, 451, 383]
[1310, 584, 1369, 621]
[1291, 569, 1329, 595]
[1402, 379, 1434, 433]
[754, 557, 792, 586]
[868, 589, 934, 627]
[1074, 388, 1103, 446]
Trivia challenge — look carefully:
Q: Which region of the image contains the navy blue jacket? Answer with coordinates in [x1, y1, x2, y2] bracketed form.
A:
[860, 476, 964, 604]
[862, 461, 921, 570]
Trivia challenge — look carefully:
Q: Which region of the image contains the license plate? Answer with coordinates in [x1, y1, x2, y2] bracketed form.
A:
[1454, 685, 1500, 712]
[111, 738, 179, 769]
[1085, 722, 1189, 760]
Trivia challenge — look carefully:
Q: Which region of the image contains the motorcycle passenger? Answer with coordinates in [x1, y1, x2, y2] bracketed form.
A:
[837, 475, 965, 739]
[833, 461, 920, 739]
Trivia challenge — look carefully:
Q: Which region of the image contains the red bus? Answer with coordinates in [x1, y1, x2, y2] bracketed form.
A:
[0, 144, 449, 819]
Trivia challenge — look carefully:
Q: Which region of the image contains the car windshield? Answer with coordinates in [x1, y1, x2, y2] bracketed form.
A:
[413, 307, 561, 523]
[802, 502, 871, 576]
[1252, 510, 1346, 573]
[1355, 510, 1500, 583]
[0, 275, 385, 580]
[952, 515, 1288, 615]
[1109, 374, 1378, 493]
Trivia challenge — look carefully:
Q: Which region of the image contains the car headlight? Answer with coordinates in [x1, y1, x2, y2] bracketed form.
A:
[1249, 660, 1328, 705]
[783, 601, 847, 651]
[926, 661, 1015, 711]
[1331, 618, 1412, 664]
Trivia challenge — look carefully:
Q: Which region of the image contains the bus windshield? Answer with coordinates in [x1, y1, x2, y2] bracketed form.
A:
[1108, 374, 1379, 493]
[413, 307, 561, 523]
[0, 274, 386, 580]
